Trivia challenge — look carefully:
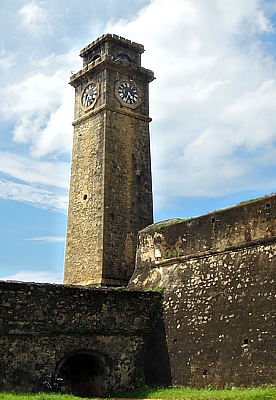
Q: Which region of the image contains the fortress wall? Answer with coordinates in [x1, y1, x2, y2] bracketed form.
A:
[0, 281, 161, 394]
[130, 194, 276, 388]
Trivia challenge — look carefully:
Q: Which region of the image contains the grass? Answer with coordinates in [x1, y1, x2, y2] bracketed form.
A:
[115, 386, 276, 399]
[0, 387, 275, 400]
[0, 393, 100, 400]
[0, 395, 75, 400]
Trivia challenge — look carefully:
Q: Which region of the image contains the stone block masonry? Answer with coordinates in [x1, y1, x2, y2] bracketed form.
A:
[130, 194, 276, 388]
[0, 281, 161, 396]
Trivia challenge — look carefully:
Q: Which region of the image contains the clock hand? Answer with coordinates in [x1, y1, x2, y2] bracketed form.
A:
[126, 91, 133, 102]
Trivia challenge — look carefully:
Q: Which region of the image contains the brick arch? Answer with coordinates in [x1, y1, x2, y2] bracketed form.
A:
[56, 350, 110, 397]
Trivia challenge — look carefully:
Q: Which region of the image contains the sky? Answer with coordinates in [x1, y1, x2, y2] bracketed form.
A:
[0, 0, 276, 284]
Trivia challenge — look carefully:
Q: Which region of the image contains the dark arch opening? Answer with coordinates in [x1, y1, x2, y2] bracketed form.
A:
[116, 53, 132, 62]
[57, 352, 107, 397]
[91, 54, 101, 62]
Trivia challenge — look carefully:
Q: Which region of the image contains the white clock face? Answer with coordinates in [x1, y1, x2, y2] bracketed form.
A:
[82, 83, 97, 107]
[118, 82, 138, 104]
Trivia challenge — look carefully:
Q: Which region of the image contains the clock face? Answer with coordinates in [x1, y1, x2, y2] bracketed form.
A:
[82, 83, 97, 107]
[118, 82, 138, 105]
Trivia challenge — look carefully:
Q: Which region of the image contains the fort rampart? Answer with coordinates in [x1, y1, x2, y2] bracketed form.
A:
[131, 194, 276, 388]
[1, 196, 275, 394]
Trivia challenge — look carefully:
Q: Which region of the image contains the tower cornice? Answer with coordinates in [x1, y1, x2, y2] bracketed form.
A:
[72, 104, 152, 126]
[69, 55, 155, 88]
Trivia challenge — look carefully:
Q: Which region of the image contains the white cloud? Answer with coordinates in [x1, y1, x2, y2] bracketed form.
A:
[31, 94, 74, 157]
[0, 151, 70, 189]
[30, 49, 79, 70]
[221, 79, 276, 150]
[0, 178, 68, 213]
[216, 0, 274, 34]
[108, 0, 276, 204]
[1, 70, 74, 158]
[0, 49, 76, 213]
[18, 0, 51, 36]
[2, 70, 64, 122]
[1, 270, 63, 284]
[0, 46, 16, 71]
[24, 236, 65, 243]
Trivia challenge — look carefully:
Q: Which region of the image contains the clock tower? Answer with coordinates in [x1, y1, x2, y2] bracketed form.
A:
[64, 34, 155, 286]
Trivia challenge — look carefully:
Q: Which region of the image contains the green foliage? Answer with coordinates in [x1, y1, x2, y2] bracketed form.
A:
[0, 394, 78, 400]
[0, 387, 275, 400]
[144, 217, 192, 233]
[143, 286, 163, 294]
[115, 386, 276, 399]
[154, 218, 192, 231]
[237, 197, 262, 206]
[141, 321, 152, 333]
[211, 288, 226, 298]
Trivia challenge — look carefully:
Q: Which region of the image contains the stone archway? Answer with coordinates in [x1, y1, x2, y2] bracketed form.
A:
[57, 352, 108, 397]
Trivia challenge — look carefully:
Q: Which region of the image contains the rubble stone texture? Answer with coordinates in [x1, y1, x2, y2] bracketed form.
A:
[0, 281, 161, 395]
[130, 194, 276, 388]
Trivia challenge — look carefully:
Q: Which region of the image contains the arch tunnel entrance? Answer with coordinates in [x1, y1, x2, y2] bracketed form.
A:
[57, 352, 108, 397]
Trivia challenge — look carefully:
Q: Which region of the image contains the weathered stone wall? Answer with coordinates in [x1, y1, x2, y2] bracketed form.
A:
[0, 281, 161, 396]
[129, 194, 276, 388]
[64, 112, 106, 286]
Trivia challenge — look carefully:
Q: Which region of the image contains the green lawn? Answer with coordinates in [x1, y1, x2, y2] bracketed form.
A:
[118, 387, 276, 400]
[116, 386, 276, 399]
[0, 387, 275, 400]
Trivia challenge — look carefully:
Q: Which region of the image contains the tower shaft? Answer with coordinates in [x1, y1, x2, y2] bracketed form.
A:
[64, 34, 154, 286]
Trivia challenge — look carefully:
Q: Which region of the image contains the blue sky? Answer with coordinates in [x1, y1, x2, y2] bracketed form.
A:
[1, 0, 276, 283]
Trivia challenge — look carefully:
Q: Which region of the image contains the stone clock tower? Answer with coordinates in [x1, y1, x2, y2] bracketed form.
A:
[64, 34, 155, 286]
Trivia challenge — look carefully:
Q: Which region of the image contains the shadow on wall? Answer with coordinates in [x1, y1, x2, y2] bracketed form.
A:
[144, 312, 172, 387]
[57, 351, 109, 397]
